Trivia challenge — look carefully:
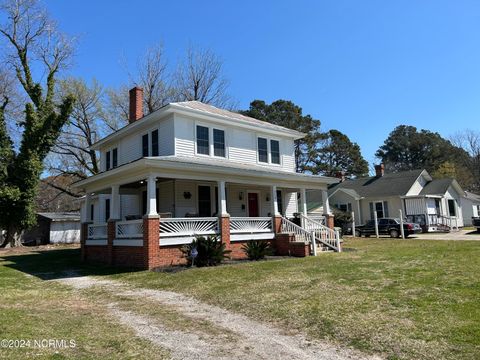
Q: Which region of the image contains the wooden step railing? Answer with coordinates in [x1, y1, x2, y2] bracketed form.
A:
[300, 214, 341, 252]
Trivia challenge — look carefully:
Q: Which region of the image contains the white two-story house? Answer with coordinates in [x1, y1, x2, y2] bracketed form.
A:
[74, 87, 339, 269]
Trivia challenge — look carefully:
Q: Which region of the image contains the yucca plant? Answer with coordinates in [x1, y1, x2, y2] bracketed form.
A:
[182, 235, 231, 267]
[242, 240, 272, 261]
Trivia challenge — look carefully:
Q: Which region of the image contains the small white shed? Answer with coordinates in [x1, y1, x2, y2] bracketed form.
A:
[462, 192, 480, 226]
[23, 212, 81, 245]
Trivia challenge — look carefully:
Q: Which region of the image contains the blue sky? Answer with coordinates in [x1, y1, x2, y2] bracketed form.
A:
[46, 0, 480, 165]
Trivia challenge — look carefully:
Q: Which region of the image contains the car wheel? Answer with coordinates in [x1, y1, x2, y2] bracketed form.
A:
[390, 229, 399, 238]
[355, 230, 361, 237]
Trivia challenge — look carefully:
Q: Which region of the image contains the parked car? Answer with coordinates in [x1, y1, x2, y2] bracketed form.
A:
[355, 218, 422, 238]
[473, 217, 480, 232]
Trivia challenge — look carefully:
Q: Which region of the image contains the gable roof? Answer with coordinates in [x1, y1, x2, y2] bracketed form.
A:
[463, 191, 480, 202]
[328, 169, 425, 198]
[91, 101, 305, 150]
[419, 178, 454, 196]
[37, 212, 80, 222]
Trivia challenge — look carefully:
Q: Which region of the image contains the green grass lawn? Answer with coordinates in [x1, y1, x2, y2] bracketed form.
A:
[1, 239, 479, 360]
[0, 247, 169, 360]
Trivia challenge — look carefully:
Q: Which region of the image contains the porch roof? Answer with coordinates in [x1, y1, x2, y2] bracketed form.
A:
[73, 156, 338, 192]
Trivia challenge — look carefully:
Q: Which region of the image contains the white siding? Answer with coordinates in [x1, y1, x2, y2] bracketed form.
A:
[174, 180, 198, 217]
[174, 115, 195, 156]
[406, 174, 427, 196]
[158, 181, 175, 214]
[159, 116, 175, 156]
[173, 114, 296, 172]
[120, 194, 140, 219]
[284, 192, 298, 217]
[50, 221, 80, 244]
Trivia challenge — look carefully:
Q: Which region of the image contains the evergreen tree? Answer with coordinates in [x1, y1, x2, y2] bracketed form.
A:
[313, 129, 369, 177]
[240, 100, 323, 173]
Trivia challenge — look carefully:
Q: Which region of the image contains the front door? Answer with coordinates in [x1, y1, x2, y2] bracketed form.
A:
[248, 192, 259, 217]
[198, 186, 211, 217]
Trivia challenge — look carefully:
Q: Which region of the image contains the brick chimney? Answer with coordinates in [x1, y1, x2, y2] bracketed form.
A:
[335, 171, 346, 182]
[374, 164, 385, 177]
[129, 86, 144, 123]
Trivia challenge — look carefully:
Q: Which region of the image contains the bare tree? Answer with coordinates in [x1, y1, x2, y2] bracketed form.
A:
[45, 78, 106, 196]
[450, 130, 480, 191]
[107, 44, 173, 122]
[173, 45, 232, 108]
[0, 0, 75, 247]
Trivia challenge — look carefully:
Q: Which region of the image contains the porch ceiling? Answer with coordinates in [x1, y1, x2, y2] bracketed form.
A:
[73, 156, 338, 193]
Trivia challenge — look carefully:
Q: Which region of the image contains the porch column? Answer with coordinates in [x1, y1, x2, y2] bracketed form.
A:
[80, 192, 92, 262]
[146, 175, 157, 216]
[107, 185, 120, 265]
[142, 175, 160, 269]
[110, 184, 120, 221]
[300, 188, 307, 216]
[271, 185, 280, 216]
[217, 180, 230, 249]
[322, 189, 334, 229]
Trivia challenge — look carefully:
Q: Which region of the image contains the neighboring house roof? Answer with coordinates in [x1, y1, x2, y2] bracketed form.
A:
[91, 101, 305, 150]
[37, 212, 80, 222]
[419, 178, 454, 196]
[464, 191, 480, 203]
[328, 169, 425, 198]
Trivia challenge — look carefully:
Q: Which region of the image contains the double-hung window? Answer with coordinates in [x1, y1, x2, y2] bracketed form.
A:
[196, 125, 210, 155]
[151, 129, 159, 156]
[258, 137, 268, 163]
[270, 140, 280, 164]
[112, 148, 118, 168]
[196, 125, 225, 157]
[213, 129, 225, 157]
[106, 151, 111, 170]
[142, 134, 149, 157]
[258, 137, 280, 165]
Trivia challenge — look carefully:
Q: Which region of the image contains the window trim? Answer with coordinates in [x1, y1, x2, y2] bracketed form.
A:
[213, 128, 226, 158]
[142, 133, 149, 157]
[374, 201, 385, 218]
[257, 137, 268, 163]
[256, 135, 282, 166]
[194, 122, 228, 158]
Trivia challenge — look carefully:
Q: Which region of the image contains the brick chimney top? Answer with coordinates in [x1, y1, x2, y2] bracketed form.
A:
[129, 86, 143, 123]
[374, 164, 385, 177]
[335, 171, 346, 182]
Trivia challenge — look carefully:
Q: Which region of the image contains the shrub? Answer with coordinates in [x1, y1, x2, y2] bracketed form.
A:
[242, 240, 272, 260]
[182, 235, 231, 267]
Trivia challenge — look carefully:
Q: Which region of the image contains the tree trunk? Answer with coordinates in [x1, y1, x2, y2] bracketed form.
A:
[0, 226, 23, 248]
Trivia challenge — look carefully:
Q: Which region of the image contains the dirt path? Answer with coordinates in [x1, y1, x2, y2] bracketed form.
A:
[58, 275, 382, 360]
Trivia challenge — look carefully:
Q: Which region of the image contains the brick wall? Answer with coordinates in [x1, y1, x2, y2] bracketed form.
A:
[326, 214, 335, 230]
[220, 216, 230, 249]
[113, 246, 145, 268]
[84, 246, 109, 263]
[143, 216, 160, 269]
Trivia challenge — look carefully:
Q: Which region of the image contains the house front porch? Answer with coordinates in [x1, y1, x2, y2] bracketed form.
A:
[76, 157, 340, 269]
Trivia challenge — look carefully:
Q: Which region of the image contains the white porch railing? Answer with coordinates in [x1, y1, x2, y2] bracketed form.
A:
[87, 223, 107, 240]
[306, 213, 326, 225]
[116, 219, 143, 239]
[159, 217, 219, 238]
[230, 217, 273, 233]
[300, 214, 341, 252]
[281, 217, 314, 247]
[428, 214, 459, 231]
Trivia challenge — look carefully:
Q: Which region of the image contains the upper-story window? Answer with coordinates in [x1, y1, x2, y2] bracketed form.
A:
[196, 125, 209, 155]
[270, 140, 280, 164]
[257, 137, 280, 165]
[105, 148, 118, 171]
[106, 150, 111, 170]
[142, 134, 149, 157]
[213, 129, 225, 157]
[151, 129, 159, 156]
[196, 125, 226, 158]
[258, 138, 268, 163]
[112, 148, 118, 168]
